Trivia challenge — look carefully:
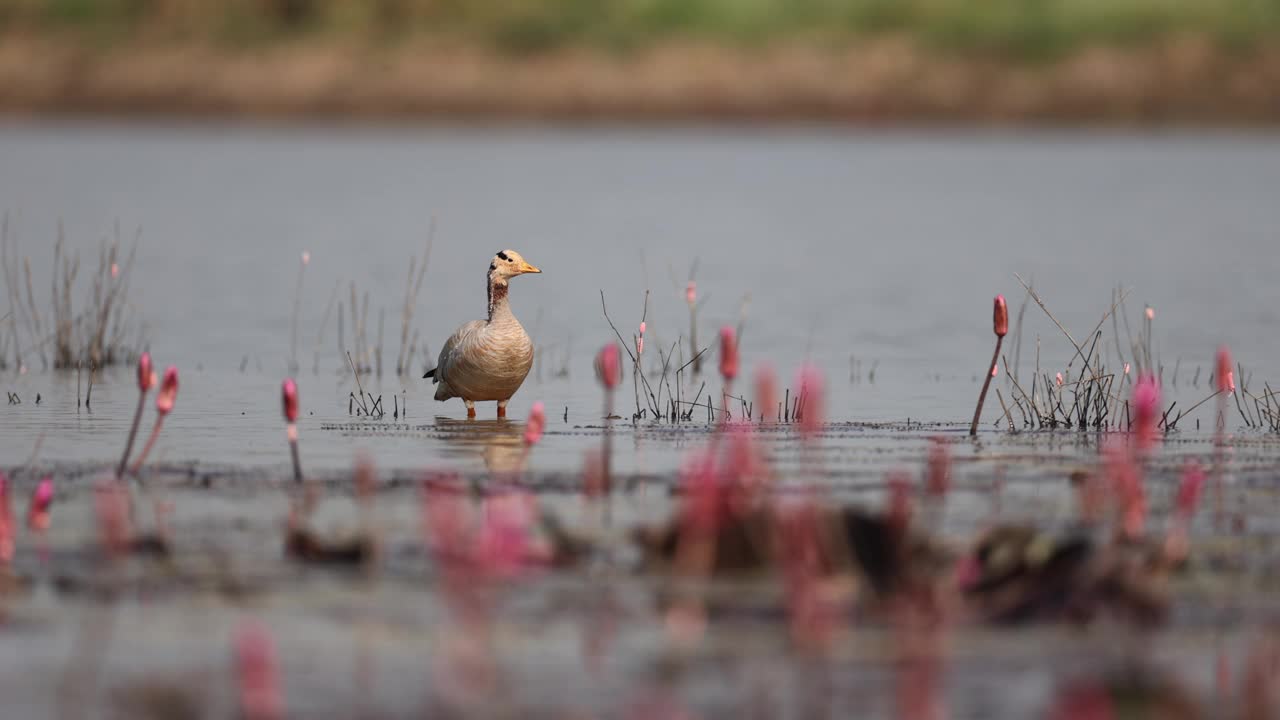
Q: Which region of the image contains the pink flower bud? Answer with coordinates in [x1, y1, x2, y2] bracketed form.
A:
[1216, 346, 1234, 393]
[137, 352, 154, 392]
[155, 366, 179, 416]
[27, 477, 53, 532]
[991, 362, 999, 378]
[301, 251, 310, 265]
[1055, 372, 1063, 387]
[636, 322, 646, 357]
[282, 378, 299, 423]
[639, 321, 646, 335]
[685, 281, 696, 306]
[594, 344, 621, 390]
[718, 326, 738, 381]
[796, 364, 824, 435]
[1176, 460, 1205, 519]
[1132, 373, 1161, 451]
[0, 475, 12, 564]
[236, 620, 284, 720]
[1145, 306, 1154, 321]
[110, 262, 119, 279]
[1124, 363, 1130, 376]
[993, 295, 1008, 337]
[523, 401, 546, 446]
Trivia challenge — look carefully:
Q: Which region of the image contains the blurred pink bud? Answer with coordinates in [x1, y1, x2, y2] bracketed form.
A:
[26, 477, 53, 532]
[301, 251, 310, 265]
[110, 262, 119, 279]
[155, 366, 179, 416]
[1216, 346, 1234, 393]
[94, 480, 131, 557]
[523, 401, 546, 446]
[1176, 460, 1205, 519]
[594, 344, 621, 390]
[796, 364, 824, 435]
[925, 437, 950, 497]
[1145, 306, 1154, 321]
[1055, 372, 1063, 387]
[754, 365, 776, 422]
[137, 352, 153, 392]
[0, 475, 13, 564]
[475, 490, 538, 579]
[282, 378, 299, 423]
[236, 620, 284, 720]
[1132, 373, 1161, 451]
[1124, 363, 1130, 376]
[639, 321, 646, 335]
[993, 294, 1008, 337]
[685, 281, 696, 306]
[718, 326, 738, 381]
[637, 322, 646, 357]
[991, 362, 999, 378]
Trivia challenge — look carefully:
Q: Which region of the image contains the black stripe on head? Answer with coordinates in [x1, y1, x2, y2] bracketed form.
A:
[497, 251, 510, 261]
[489, 263, 496, 271]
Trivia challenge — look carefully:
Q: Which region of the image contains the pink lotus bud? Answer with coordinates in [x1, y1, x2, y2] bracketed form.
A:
[26, 477, 53, 532]
[636, 321, 646, 356]
[1145, 306, 1154, 321]
[796, 364, 824, 435]
[1216, 346, 1234, 393]
[685, 281, 696, 306]
[993, 295, 1008, 337]
[523, 401, 546, 446]
[1055, 372, 1063, 387]
[236, 620, 284, 720]
[1132, 373, 1161, 451]
[110, 262, 119, 279]
[754, 365, 776, 421]
[639, 321, 646, 335]
[282, 378, 299, 423]
[155, 366, 179, 416]
[300, 251, 310, 265]
[925, 437, 950, 497]
[991, 362, 999, 378]
[594, 344, 621, 390]
[1176, 460, 1205, 518]
[0, 475, 12, 564]
[137, 352, 154, 392]
[718, 326, 738, 381]
[1124, 363, 1130, 376]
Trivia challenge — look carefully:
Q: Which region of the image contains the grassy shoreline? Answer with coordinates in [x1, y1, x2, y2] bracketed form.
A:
[1, 32, 1279, 124]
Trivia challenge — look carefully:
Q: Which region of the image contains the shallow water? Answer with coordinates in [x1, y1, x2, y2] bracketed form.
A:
[1, 122, 1280, 717]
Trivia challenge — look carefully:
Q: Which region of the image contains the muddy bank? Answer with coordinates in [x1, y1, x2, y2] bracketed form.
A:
[2, 35, 1279, 124]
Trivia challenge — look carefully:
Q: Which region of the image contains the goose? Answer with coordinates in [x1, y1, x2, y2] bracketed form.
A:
[424, 249, 541, 418]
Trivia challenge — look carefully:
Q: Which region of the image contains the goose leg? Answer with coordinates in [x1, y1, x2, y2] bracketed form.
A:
[497, 399, 508, 418]
[465, 399, 476, 418]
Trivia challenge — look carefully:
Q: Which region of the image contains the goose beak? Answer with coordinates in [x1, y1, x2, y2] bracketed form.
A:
[519, 261, 542, 275]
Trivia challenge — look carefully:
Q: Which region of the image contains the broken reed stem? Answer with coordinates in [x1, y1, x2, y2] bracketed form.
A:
[970, 336, 1004, 436]
[115, 389, 146, 480]
[288, 424, 303, 483]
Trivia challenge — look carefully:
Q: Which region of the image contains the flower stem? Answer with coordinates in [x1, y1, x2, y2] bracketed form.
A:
[115, 392, 147, 480]
[969, 336, 1004, 437]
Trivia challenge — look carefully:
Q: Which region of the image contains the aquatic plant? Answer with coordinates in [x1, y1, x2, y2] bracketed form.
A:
[236, 621, 284, 720]
[282, 378, 302, 483]
[969, 294, 1007, 436]
[523, 401, 546, 447]
[129, 366, 178, 476]
[115, 351, 154, 480]
[26, 477, 52, 532]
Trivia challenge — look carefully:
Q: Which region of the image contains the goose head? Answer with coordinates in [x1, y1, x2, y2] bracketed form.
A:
[489, 250, 541, 284]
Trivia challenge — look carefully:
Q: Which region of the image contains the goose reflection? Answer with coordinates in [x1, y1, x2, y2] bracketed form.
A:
[433, 416, 529, 473]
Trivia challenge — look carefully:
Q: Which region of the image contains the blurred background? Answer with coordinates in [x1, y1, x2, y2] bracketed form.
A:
[2, 0, 1279, 121]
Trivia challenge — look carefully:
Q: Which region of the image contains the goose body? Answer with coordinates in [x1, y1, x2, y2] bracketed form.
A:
[425, 250, 540, 418]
